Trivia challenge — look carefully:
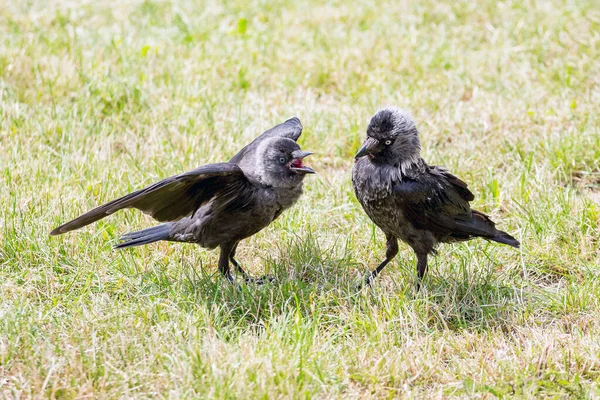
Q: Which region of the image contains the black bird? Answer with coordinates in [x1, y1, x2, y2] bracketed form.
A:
[352, 108, 519, 288]
[51, 117, 315, 283]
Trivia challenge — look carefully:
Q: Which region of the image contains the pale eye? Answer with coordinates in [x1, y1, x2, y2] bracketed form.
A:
[279, 157, 286, 164]
[385, 140, 392, 145]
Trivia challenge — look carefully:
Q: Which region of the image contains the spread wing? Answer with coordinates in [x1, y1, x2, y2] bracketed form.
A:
[393, 166, 499, 239]
[229, 117, 303, 164]
[50, 163, 251, 235]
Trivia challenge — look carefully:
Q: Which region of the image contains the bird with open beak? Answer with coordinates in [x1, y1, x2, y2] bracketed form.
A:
[51, 117, 315, 284]
[352, 107, 519, 289]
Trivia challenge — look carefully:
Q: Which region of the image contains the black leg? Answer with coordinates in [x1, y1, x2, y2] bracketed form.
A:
[228, 242, 274, 284]
[228, 242, 248, 277]
[362, 235, 398, 287]
[415, 252, 428, 291]
[218, 244, 235, 284]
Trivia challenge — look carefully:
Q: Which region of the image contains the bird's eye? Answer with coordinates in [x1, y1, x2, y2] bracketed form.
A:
[385, 140, 392, 145]
[279, 157, 286, 164]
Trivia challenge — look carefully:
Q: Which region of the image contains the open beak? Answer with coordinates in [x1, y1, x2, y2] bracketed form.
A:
[290, 150, 315, 174]
[354, 137, 379, 159]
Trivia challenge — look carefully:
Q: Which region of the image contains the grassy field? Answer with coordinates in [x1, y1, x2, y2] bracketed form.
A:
[1, 0, 599, 397]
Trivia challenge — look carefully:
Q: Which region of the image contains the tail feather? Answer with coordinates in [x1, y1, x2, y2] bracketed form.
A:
[449, 210, 520, 249]
[489, 230, 520, 248]
[115, 224, 171, 249]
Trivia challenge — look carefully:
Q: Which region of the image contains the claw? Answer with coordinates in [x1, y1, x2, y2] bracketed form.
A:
[356, 273, 374, 292]
[244, 274, 276, 285]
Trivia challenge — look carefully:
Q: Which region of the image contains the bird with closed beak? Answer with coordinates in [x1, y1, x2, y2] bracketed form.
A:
[352, 107, 519, 289]
[51, 117, 315, 284]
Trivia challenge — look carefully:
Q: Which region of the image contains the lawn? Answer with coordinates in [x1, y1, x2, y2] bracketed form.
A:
[1, 0, 599, 398]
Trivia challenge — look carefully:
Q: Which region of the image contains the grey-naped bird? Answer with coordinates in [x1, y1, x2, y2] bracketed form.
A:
[352, 108, 519, 288]
[51, 117, 315, 283]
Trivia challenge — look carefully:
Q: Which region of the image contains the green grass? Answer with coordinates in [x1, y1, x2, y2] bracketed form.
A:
[1, 0, 600, 397]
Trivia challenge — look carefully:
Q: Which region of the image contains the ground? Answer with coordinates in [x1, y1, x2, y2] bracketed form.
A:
[1, 0, 599, 398]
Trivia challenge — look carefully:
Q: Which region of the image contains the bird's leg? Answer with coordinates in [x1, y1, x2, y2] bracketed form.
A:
[218, 244, 235, 284]
[415, 252, 428, 291]
[229, 242, 244, 274]
[228, 242, 274, 284]
[363, 236, 398, 287]
[229, 242, 250, 279]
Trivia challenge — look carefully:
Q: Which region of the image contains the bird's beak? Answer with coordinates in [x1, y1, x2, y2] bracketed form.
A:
[355, 137, 379, 159]
[290, 150, 316, 174]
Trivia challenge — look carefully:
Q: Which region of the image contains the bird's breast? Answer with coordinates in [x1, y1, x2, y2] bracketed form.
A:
[352, 159, 401, 202]
[268, 183, 303, 212]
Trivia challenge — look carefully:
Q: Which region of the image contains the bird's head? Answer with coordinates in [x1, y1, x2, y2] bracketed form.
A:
[354, 107, 421, 165]
[255, 137, 315, 187]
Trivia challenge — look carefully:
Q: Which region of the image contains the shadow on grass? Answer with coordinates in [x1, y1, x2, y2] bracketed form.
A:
[413, 244, 551, 332]
[112, 235, 555, 337]
[115, 231, 360, 338]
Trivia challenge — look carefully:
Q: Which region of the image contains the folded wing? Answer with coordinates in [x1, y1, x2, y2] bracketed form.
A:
[50, 163, 250, 235]
[393, 166, 496, 239]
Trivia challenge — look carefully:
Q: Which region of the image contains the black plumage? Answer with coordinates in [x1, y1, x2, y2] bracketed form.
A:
[51, 118, 315, 283]
[352, 108, 519, 288]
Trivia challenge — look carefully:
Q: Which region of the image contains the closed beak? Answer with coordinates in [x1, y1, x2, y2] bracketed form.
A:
[355, 137, 379, 159]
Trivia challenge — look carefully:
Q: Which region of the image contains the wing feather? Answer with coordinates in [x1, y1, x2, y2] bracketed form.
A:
[392, 166, 497, 239]
[51, 163, 249, 235]
[229, 117, 303, 164]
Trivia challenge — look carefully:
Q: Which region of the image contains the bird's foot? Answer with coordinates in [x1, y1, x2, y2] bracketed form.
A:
[219, 273, 240, 290]
[356, 274, 375, 291]
[243, 274, 276, 285]
[224, 274, 236, 285]
[415, 279, 423, 293]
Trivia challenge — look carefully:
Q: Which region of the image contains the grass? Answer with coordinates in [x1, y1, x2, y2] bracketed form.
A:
[1, 0, 599, 397]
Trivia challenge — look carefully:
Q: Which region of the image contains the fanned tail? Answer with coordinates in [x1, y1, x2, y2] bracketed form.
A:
[115, 224, 171, 249]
